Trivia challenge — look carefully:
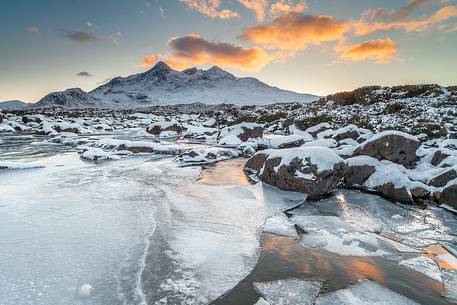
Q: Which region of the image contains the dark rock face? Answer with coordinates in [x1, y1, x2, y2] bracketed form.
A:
[245, 148, 346, 199]
[344, 164, 375, 187]
[259, 156, 346, 200]
[244, 152, 268, 174]
[238, 126, 263, 142]
[441, 184, 457, 209]
[0, 112, 4, 123]
[431, 150, 451, 166]
[354, 132, 420, 167]
[428, 169, 457, 187]
[374, 183, 414, 204]
[146, 123, 183, 135]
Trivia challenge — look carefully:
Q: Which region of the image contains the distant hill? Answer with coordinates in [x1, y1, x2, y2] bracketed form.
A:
[33, 62, 319, 109]
[0, 100, 28, 111]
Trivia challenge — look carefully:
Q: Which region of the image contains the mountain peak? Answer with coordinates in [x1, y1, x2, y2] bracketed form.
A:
[143, 61, 173, 76]
[151, 61, 172, 71]
[203, 66, 235, 79]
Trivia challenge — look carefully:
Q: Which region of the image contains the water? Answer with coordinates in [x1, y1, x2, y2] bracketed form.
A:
[0, 133, 305, 305]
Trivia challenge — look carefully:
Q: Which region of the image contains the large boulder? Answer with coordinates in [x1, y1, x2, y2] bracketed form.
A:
[146, 121, 183, 135]
[363, 161, 429, 204]
[441, 184, 457, 209]
[244, 152, 268, 174]
[354, 130, 420, 168]
[344, 156, 377, 187]
[247, 147, 346, 199]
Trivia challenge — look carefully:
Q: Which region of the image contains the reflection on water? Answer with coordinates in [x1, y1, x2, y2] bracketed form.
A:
[214, 234, 451, 305]
[197, 158, 251, 186]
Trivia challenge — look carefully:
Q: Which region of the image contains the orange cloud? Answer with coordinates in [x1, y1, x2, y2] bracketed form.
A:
[363, 0, 432, 22]
[141, 34, 272, 71]
[179, 0, 239, 19]
[354, 5, 457, 35]
[240, 12, 350, 51]
[269, 0, 307, 17]
[339, 39, 398, 63]
[141, 54, 161, 68]
[237, 0, 269, 22]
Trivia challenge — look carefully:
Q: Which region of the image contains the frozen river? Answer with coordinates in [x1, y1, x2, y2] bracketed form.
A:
[0, 133, 305, 305]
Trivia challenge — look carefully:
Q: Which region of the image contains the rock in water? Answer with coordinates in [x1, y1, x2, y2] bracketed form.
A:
[246, 147, 346, 199]
[442, 184, 457, 209]
[354, 130, 420, 168]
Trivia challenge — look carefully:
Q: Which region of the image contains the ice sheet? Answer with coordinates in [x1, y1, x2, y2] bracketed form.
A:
[315, 280, 420, 305]
[254, 279, 323, 305]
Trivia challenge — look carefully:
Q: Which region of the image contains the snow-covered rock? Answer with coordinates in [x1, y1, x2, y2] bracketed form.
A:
[219, 123, 263, 146]
[174, 147, 239, 166]
[246, 147, 346, 199]
[80, 147, 120, 161]
[354, 130, 420, 167]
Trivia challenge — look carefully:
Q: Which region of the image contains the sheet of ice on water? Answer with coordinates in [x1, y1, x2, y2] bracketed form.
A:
[254, 279, 323, 305]
[315, 280, 420, 305]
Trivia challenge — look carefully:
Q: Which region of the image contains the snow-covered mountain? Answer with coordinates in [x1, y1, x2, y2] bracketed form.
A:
[33, 62, 318, 109]
[0, 100, 28, 110]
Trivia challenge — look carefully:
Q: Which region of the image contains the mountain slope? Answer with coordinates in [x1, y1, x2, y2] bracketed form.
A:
[0, 100, 28, 110]
[34, 62, 318, 109]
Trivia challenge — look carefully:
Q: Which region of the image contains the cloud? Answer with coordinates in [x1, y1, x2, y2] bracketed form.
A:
[339, 39, 398, 63]
[363, 0, 432, 22]
[142, 54, 161, 67]
[26, 26, 40, 34]
[141, 34, 272, 71]
[62, 30, 99, 42]
[237, 0, 269, 22]
[160, 7, 165, 18]
[75, 71, 93, 77]
[86, 21, 93, 28]
[354, 5, 457, 35]
[240, 12, 350, 52]
[269, 0, 307, 17]
[179, 0, 239, 19]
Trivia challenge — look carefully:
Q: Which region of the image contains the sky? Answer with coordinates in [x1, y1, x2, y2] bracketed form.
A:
[0, 0, 456, 102]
